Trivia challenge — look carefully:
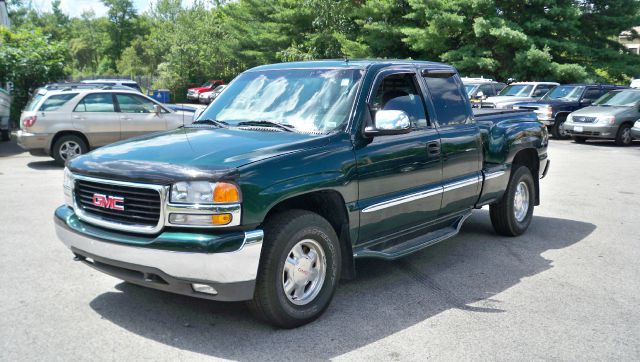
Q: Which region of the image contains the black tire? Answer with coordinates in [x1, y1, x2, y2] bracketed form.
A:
[615, 124, 633, 146]
[0, 130, 9, 142]
[551, 115, 569, 139]
[52, 135, 88, 166]
[248, 209, 341, 328]
[490, 166, 535, 236]
[573, 136, 587, 144]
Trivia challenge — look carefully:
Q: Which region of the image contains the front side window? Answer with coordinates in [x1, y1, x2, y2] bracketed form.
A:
[199, 68, 363, 134]
[39, 93, 78, 111]
[116, 94, 157, 113]
[370, 73, 428, 128]
[423, 75, 471, 126]
[541, 86, 585, 101]
[499, 84, 534, 97]
[74, 93, 115, 112]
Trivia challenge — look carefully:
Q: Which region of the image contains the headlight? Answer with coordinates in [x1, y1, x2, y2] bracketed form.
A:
[634, 120, 640, 128]
[566, 114, 573, 123]
[63, 167, 74, 207]
[597, 115, 616, 125]
[170, 181, 240, 204]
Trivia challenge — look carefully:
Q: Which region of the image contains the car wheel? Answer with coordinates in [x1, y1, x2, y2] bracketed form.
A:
[615, 124, 633, 146]
[248, 209, 341, 328]
[0, 129, 9, 142]
[52, 135, 88, 166]
[573, 136, 587, 144]
[551, 116, 569, 139]
[490, 166, 535, 236]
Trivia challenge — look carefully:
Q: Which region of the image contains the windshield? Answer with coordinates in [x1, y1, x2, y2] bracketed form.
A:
[499, 84, 533, 97]
[541, 86, 585, 101]
[199, 68, 363, 133]
[202, 82, 212, 88]
[593, 90, 640, 107]
[464, 84, 478, 96]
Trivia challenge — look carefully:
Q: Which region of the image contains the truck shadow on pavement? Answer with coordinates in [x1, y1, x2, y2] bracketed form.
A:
[90, 211, 595, 360]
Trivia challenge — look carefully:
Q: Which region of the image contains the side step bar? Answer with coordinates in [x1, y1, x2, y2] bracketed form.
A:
[354, 211, 472, 260]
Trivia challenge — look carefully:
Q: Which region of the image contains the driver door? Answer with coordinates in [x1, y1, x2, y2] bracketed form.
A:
[115, 93, 167, 139]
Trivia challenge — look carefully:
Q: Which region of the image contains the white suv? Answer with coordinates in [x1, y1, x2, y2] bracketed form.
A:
[16, 87, 194, 165]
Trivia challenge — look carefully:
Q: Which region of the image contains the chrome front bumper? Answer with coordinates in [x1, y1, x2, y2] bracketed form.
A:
[54, 207, 264, 301]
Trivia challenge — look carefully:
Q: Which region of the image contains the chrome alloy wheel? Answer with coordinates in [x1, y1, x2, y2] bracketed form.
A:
[59, 141, 82, 160]
[621, 127, 632, 145]
[282, 239, 326, 306]
[513, 181, 530, 222]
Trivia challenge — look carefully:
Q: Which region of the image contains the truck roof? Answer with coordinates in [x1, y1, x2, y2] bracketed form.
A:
[249, 59, 456, 72]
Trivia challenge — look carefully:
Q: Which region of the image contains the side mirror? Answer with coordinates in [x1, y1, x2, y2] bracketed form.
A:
[364, 110, 411, 137]
[153, 104, 162, 115]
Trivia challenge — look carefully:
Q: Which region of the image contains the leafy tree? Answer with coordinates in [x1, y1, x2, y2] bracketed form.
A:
[101, 0, 139, 71]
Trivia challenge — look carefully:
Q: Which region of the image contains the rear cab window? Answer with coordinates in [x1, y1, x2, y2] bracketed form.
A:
[39, 93, 78, 111]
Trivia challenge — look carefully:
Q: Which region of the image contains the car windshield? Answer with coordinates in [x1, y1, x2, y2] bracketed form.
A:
[499, 84, 533, 97]
[593, 90, 640, 107]
[464, 84, 478, 96]
[541, 86, 585, 101]
[202, 82, 212, 88]
[199, 68, 363, 134]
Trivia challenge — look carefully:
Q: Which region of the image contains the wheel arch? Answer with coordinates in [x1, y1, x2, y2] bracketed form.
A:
[511, 148, 540, 205]
[262, 190, 355, 280]
[49, 131, 90, 156]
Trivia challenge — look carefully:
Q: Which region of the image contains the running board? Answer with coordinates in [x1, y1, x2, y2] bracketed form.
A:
[354, 212, 471, 260]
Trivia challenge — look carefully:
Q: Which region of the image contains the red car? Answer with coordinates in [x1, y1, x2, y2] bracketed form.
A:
[186, 80, 224, 101]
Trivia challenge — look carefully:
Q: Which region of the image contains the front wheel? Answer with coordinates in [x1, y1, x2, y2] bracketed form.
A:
[615, 124, 633, 146]
[248, 210, 341, 328]
[490, 166, 535, 236]
[551, 116, 569, 139]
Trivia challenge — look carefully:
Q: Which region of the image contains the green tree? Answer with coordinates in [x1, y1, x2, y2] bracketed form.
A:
[102, 0, 139, 71]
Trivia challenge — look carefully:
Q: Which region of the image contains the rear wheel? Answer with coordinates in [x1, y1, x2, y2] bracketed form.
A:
[248, 210, 341, 328]
[573, 136, 587, 144]
[490, 166, 535, 236]
[52, 135, 88, 166]
[551, 115, 569, 139]
[615, 124, 633, 146]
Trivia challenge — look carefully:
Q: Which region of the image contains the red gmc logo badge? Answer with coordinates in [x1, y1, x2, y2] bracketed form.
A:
[92, 193, 125, 211]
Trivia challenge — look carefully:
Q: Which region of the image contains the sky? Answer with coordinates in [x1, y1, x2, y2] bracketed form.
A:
[29, 0, 183, 18]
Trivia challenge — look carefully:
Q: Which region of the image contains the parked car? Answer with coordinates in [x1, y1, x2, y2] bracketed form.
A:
[564, 88, 640, 146]
[16, 88, 194, 165]
[0, 85, 10, 141]
[55, 59, 550, 328]
[482, 82, 559, 109]
[81, 79, 141, 92]
[186, 80, 225, 102]
[461, 77, 507, 107]
[631, 119, 640, 139]
[512, 84, 625, 139]
[199, 85, 226, 104]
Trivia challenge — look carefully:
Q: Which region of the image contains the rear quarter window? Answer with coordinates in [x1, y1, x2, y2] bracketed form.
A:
[39, 93, 78, 111]
[423, 75, 472, 126]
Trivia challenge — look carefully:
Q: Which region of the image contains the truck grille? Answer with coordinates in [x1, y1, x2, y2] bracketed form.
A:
[74, 179, 161, 227]
[572, 116, 597, 123]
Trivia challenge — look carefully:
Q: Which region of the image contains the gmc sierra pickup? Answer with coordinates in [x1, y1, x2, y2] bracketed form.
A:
[55, 60, 550, 328]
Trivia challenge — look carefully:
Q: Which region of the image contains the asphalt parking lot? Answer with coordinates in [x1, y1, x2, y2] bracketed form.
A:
[1, 138, 639, 361]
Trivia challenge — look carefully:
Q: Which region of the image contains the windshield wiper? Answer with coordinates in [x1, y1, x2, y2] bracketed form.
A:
[236, 120, 296, 132]
[189, 119, 229, 128]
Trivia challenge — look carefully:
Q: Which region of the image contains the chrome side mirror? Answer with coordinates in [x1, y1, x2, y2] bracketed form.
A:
[365, 109, 411, 136]
[153, 104, 162, 116]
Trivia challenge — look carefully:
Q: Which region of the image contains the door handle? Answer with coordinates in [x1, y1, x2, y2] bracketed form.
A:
[427, 141, 441, 157]
[72, 115, 84, 120]
[119, 116, 132, 121]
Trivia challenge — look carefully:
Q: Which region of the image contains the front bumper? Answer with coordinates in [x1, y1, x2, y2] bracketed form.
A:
[631, 126, 640, 139]
[16, 130, 52, 152]
[54, 206, 264, 301]
[564, 123, 618, 139]
[186, 93, 200, 101]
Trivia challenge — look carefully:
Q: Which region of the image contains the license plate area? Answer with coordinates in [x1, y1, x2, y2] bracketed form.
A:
[574, 126, 584, 132]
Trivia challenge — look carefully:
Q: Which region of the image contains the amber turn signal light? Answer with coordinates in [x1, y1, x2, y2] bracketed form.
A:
[213, 182, 240, 203]
[211, 213, 232, 225]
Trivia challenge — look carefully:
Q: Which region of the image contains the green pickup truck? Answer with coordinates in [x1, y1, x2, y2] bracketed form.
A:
[55, 60, 550, 328]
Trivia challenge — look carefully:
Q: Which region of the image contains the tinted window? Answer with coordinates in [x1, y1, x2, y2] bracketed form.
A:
[582, 88, 602, 102]
[478, 84, 495, 96]
[74, 93, 114, 112]
[423, 75, 470, 126]
[533, 85, 554, 98]
[39, 93, 78, 111]
[499, 84, 533, 96]
[116, 94, 156, 113]
[371, 73, 428, 128]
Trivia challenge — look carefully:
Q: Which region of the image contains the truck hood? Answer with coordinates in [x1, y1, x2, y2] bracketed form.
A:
[570, 105, 634, 117]
[68, 127, 329, 184]
[188, 86, 211, 93]
[486, 96, 536, 104]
